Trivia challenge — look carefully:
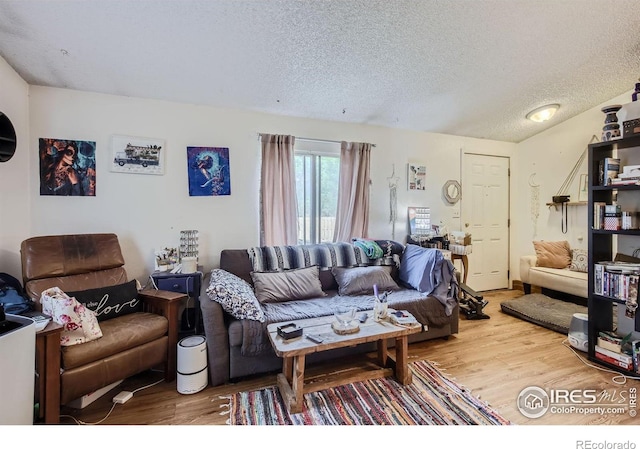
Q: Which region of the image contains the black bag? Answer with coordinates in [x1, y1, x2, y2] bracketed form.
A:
[0, 273, 34, 315]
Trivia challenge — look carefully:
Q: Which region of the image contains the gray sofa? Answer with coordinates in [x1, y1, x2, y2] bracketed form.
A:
[200, 246, 459, 386]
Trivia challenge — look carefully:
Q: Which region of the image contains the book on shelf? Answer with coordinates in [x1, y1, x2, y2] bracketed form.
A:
[595, 344, 633, 364]
[597, 336, 622, 353]
[594, 350, 633, 370]
[598, 330, 625, 344]
[600, 157, 621, 186]
[593, 202, 606, 230]
[594, 263, 604, 295]
[610, 178, 640, 186]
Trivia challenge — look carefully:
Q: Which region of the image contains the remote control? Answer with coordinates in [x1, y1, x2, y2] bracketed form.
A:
[306, 334, 323, 344]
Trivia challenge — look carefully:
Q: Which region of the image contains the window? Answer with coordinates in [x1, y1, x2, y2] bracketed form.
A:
[295, 150, 340, 245]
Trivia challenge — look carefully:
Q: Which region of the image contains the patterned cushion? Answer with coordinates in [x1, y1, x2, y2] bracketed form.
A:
[248, 242, 375, 272]
[569, 249, 588, 273]
[206, 269, 265, 322]
[40, 287, 103, 346]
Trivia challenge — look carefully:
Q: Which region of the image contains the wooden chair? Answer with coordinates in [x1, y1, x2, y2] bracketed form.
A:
[21, 233, 184, 424]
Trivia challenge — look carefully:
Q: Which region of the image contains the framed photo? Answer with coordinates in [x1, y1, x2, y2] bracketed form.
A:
[187, 146, 231, 196]
[578, 173, 588, 202]
[39, 138, 96, 196]
[111, 135, 165, 175]
[408, 163, 426, 190]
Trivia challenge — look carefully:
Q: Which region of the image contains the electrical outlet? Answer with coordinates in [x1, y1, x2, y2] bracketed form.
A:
[452, 210, 460, 218]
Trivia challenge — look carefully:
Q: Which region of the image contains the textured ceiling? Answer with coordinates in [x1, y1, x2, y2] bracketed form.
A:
[1, 0, 639, 143]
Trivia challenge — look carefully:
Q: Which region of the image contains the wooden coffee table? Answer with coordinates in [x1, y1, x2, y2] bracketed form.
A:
[266, 312, 421, 413]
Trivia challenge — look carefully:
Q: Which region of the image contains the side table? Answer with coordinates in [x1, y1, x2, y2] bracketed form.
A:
[35, 322, 63, 424]
[151, 270, 203, 335]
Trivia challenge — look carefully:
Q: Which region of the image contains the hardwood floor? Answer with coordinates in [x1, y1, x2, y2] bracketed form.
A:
[57, 289, 639, 426]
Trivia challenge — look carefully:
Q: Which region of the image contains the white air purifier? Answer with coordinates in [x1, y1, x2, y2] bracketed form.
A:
[177, 335, 208, 394]
[568, 312, 589, 352]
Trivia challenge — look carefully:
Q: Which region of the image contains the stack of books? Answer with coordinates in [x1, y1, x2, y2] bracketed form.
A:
[595, 331, 633, 370]
[595, 331, 640, 373]
[611, 164, 640, 185]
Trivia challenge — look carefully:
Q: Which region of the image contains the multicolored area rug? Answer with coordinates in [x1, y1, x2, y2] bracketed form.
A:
[227, 360, 511, 425]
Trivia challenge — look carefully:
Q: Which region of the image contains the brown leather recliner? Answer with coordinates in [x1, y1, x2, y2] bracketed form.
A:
[21, 233, 183, 424]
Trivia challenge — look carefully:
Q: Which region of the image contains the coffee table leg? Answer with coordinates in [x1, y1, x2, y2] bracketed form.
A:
[283, 356, 293, 383]
[394, 336, 412, 385]
[377, 338, 388, 367]
[276, 354, 306, 414]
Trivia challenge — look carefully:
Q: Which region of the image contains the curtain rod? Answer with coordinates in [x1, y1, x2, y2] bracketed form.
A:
[257, 133, 376, 147]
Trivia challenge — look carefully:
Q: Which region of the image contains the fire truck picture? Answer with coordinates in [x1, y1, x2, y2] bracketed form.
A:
[114, 143, 161, 167]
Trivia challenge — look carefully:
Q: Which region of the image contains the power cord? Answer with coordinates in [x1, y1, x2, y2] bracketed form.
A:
[562, 338, 640, 385]
[59, 378, 165, 425]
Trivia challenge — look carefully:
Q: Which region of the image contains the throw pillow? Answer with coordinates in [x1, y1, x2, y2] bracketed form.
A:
[206, 269, 265, 322]
[251, 265, 325, 303]
[533, 240, 571, 269]
[331, 266, 399, 296]
[569, 249, 588, 273]
[398, 244, 444, 293]
[68, 280, 140, 322]
[374, 240, 405, 258]
[40, 287, 103, 346]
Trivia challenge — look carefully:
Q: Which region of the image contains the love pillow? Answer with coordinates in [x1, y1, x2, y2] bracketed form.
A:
[68, 280, 141, 322]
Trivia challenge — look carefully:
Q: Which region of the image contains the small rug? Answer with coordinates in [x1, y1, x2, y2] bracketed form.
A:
[500, 293, 587, 334]
[226, 360, 510, 425]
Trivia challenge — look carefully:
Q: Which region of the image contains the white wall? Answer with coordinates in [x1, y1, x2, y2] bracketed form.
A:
[0, 55, 30, 279]
[26, 86, 515, 282]
[511, 90, 634, 281]
[3, 73, 634, 289]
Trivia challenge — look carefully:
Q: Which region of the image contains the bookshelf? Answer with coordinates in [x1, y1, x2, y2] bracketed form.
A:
[588, 134, 640, 374]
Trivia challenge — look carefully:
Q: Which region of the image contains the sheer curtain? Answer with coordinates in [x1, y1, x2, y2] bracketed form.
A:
[333, 141, 372, 242]
[259, 134, 298, 246]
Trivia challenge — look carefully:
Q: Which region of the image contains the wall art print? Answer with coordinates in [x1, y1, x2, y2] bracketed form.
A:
[187, 146, 231, 196]
[408, 163, 426, 190]
[111, 135, 165, 175]
[39, 138, 96, 196]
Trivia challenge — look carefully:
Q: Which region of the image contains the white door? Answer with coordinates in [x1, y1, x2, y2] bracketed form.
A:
[461, 153, 510, 291]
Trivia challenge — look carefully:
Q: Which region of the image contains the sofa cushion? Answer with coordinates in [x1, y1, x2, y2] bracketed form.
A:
[206, 269, 265, 322]
[533, 240, 571, 269]
[251, 265, 325, 303]
[569, 249, 588, 273]
[529, 266, 588, 298]
[398, 245, 444, 293]
[331, 266, 399, 296]
[61, 312, 168, 369]
[68, 280, 140, 322]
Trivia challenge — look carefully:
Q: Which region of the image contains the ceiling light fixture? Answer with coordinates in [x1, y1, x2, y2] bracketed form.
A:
[526, 104, 559, 123]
